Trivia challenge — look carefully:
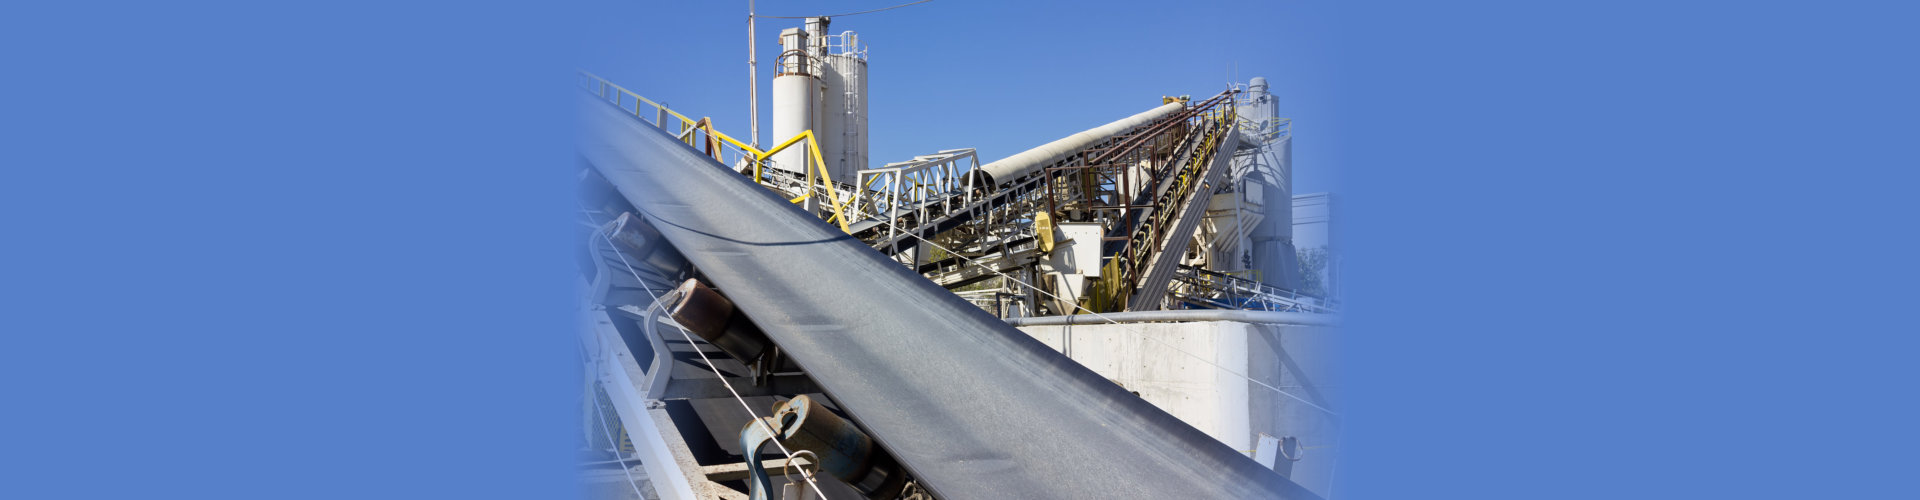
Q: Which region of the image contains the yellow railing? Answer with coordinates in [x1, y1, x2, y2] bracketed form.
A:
[1093, 104, 1237, 311]
[579, 71, 853, 234]
[710, 129, 855, 233]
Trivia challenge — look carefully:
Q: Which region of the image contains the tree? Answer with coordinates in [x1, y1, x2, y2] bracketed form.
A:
[1296, 246, 1330, 297]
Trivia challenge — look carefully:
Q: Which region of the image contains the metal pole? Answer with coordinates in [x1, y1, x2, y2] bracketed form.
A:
[748, 0, 759, 148]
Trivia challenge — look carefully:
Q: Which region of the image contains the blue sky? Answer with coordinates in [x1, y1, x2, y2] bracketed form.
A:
[576, 0, 1342, 195]
[10, 1, 1919, 498]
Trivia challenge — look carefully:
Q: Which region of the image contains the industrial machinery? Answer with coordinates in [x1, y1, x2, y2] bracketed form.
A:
[576, 15, 1340, 500]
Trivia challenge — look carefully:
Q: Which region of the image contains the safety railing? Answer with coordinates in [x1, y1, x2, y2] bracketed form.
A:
[819, 31, 867, 59]
[579, 72, 756, 168]
[1236, 116, 1290, 144]
[954, 289, 1023, 319]
[1228, 81, 1290, 145]
[579, 71, 856, 233]
[1168, 265, 1338, 314]
[1092, 103, 1236, 311]
[846, 149, 979, 237]
[774, 49, 816, 76]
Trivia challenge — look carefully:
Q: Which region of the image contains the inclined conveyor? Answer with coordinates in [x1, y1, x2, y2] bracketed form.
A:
[578, 93, 1319, 499]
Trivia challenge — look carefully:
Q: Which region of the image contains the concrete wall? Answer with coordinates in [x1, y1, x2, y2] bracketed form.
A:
[581, 467, 658, 500]
[1015, 321, 1340, 497]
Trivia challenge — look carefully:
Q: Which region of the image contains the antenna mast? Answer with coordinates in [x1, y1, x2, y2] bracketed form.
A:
[748, 0, 759, 148]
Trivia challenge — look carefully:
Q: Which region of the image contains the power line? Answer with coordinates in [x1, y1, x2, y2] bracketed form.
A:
[755, 0, 931, 19]
[582, 208, 834, 499]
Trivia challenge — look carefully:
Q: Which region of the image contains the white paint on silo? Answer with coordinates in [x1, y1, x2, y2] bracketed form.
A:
[817, 57, 844, 180]
[821, 49, 868, 181]
[773, 17, 872, 183]
[807, 16, 870, 183]
[804, 18, 836, 181]
[827, 35, 869, 181]
[1243, 77, 1278, 135]
[770, 27, 816, 176]
[850, 46, 868, 179]
[1237, 76, 1303, 290]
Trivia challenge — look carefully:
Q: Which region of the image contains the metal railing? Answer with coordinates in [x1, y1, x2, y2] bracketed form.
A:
[579, 71, 856, 233]
[1168, 265, 1338, 314]
[847, 149, 980, 241]
[819, 31, 867, 58]
[1092, 102, 1236, 311]
[1227, 81, 1291, 145]
[774, 49, 816, 76]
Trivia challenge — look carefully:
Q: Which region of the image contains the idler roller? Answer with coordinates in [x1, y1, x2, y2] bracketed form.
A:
[607, 212, 690, 278]
[667, 279, 774, 364]
[742, 395, 907, 500]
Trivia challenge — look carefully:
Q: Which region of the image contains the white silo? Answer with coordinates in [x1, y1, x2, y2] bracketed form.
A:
[805, 18, 836, 183]
[770, 27, 817, 177]
[771, 17, 871, 183]
[819, 31, 868, 181]
[1244, 77, 1290, 236]
[806, 17, 870, 182]
[1238, 76, 1303, 291]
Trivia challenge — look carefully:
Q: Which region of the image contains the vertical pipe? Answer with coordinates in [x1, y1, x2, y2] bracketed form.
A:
[887, 172, 898, 245]
[748, 0, 758, 149]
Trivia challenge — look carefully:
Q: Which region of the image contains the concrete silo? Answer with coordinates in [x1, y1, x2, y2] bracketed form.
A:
[769, 17, 870, 182]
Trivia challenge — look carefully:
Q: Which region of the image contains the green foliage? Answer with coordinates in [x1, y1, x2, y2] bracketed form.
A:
[1296, 246, 1330, 297]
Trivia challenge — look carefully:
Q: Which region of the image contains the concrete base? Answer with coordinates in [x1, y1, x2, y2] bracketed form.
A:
[1015, 321, 1340, 497]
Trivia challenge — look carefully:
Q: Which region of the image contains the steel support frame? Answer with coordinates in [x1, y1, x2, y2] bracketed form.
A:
[1068, 92, 1235, 311]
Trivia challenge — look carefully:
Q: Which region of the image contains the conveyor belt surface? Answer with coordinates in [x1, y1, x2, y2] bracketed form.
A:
[577, 93, 1320, 500]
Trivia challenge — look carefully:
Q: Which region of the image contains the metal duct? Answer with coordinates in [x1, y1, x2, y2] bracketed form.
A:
[578, 92, 1321, 500]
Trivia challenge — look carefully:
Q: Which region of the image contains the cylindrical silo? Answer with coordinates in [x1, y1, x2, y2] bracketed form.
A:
[773, 17, 872, 184]
[805, 16, 869, 183]
[817, 56, 844, 180]
[770, 27, 816, 176]
[819, 32, 868, 182]
[1242, 77, 1278, 136]
[821, 50, 869, 182]
[804, 18, 839, 181]
[1238, 76, 1302, 291]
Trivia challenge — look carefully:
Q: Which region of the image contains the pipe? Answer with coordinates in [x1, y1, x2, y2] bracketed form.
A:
[1003, 310, 1339, 327]
[581, 90, 1325, 499]
[964, 102, 1185, 190]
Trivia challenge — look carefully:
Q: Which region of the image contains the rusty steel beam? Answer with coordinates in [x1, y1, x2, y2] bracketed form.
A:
[578, 91, 1321, 500]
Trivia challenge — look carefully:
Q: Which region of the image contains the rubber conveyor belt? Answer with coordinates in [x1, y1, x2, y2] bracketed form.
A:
[577, 93, 1320, 500]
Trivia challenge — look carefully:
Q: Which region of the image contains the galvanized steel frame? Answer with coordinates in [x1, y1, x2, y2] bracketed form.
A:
[577, 91, 1322, 499]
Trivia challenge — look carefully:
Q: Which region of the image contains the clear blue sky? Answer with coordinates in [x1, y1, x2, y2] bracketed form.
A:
[576, 0, 1342, 195]
[12, 1, 1918, 499]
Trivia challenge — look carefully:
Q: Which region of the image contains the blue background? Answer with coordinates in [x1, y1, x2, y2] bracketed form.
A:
[581, 1, 1346, 196]
[4, 0, 1916, 498]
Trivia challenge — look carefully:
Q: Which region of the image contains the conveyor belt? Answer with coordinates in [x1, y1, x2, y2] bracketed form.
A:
[577, 93, 1320, 500]
[1129, 127, 1242, 309]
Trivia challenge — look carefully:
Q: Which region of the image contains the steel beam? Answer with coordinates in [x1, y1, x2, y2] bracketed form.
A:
[578, 92, 1321, 500]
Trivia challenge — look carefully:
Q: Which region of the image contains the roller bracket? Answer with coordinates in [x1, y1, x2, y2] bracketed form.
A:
[742, 395, 908, 500]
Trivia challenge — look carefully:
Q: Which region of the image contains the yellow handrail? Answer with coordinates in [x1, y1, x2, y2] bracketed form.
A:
[753, 130, 853, 234]
[581, 71, 854, 234]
